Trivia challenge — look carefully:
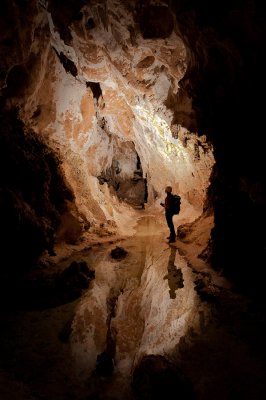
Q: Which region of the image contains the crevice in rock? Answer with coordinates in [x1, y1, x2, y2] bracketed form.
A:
[86, 81, 102, 103]
[53, 48, 78, 77]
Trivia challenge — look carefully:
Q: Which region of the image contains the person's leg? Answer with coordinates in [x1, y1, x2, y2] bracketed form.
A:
[166, 211, 176, 240]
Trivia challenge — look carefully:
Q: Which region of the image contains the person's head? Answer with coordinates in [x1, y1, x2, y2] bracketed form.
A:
[165, 186, 172, 193]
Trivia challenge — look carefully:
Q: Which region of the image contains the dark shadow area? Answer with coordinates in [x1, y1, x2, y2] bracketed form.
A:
[171, 0, 266, 302]
[132, 354, 196, 400]
[0, 108, 74, 307]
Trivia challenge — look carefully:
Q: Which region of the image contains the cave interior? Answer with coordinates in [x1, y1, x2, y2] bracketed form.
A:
[1, 0, 266, 399]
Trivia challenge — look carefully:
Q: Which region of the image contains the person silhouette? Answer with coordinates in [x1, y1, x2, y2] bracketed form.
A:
[160, 186, 176, 243]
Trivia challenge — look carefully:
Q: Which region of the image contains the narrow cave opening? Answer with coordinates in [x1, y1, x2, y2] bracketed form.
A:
[97, 144, 149, 209]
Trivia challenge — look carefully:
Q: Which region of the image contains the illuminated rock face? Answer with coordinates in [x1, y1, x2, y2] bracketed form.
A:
[0, 5, 214, 396]
[2, 0, 214, 236]
[1, 1, 266, 294]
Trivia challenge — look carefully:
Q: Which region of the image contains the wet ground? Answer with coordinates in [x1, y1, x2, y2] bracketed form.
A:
[67, 215, 204, 399]
[1, 213, 266, 399]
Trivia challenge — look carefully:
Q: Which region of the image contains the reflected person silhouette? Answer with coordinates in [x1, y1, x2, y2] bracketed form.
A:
[164, 246, 184, 299]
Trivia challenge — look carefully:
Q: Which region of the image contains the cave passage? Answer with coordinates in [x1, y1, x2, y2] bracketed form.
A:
[2, 1, 266, 399]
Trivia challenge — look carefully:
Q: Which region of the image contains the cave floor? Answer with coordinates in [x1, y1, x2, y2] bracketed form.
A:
[1, 210, 266, 400]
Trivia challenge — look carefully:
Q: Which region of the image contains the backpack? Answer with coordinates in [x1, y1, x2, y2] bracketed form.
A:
[171, 194, 181, 215]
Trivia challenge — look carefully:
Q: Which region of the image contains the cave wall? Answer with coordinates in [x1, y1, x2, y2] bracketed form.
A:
[0, 0, 214, 235]
[1, 0, 265, 297]
[172, 0, 266, 295]
[0, 108, 74, 277]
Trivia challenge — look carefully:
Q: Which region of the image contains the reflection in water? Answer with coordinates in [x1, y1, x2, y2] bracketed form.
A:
[164, 246, 184, 298]
[70, 216, 200, 399]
